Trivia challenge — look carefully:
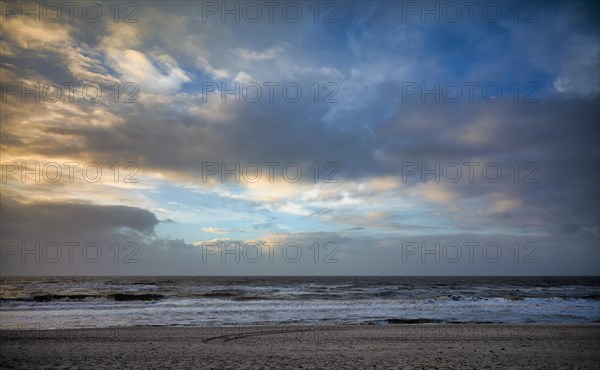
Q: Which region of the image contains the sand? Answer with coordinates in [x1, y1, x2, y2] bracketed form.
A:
[1, 324, 599, 369]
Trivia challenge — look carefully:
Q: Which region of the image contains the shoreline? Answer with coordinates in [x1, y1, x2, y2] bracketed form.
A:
[2, 324, 599, 368]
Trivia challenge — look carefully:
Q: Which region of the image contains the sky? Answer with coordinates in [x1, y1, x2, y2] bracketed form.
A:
[0, 0, 599, 275]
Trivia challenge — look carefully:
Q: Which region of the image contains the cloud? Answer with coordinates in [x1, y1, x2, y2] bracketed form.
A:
[487, 198, 522, 215]
[1, 1, 598, 275]
[202, 227, 241, 234]
[0, 197, 159, 240]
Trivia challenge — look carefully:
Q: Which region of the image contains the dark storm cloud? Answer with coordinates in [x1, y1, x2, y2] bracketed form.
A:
[0, 197, 159, 240]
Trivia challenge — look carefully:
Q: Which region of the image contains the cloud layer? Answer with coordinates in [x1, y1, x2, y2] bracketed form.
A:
[1, 1, 598, 275]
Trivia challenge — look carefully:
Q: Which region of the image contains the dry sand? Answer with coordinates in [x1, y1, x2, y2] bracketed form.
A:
[1, 324, 599, 369]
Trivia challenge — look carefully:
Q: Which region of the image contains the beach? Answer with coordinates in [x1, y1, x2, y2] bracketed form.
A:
[2, 324, 599, 369]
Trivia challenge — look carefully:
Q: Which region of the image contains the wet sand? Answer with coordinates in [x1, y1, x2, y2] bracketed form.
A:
[1, 324, 599, 369]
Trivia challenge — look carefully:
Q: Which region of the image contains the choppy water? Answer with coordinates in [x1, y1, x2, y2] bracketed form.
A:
[1, 276, 599, 329]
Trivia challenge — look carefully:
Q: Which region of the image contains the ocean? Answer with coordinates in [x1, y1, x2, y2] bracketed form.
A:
[1, 276, 599, 330]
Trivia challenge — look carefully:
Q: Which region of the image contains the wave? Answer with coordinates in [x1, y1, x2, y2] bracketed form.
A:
[384, 318, 445, 324]
[25, 293, 165, 302]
